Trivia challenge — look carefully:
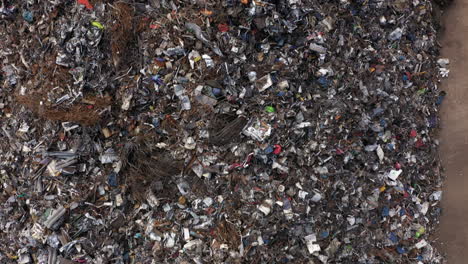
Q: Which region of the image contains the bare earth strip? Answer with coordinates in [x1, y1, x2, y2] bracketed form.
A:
[438, 0, 468, 262]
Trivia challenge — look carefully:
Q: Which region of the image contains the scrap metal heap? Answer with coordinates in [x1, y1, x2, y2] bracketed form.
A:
[0, 0, 449, 263]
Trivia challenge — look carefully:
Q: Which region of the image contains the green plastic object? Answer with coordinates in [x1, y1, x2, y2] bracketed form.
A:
[265, 106, 275, 113]
[91, 21, 104, 29]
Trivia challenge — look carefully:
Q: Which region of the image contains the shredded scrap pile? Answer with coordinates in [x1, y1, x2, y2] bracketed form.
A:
[0, 0, 448, 263]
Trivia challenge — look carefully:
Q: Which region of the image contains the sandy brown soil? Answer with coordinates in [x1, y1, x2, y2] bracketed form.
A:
[438, 0, 468, 262]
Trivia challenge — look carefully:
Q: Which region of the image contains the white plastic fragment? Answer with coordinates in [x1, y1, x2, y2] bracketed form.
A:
[315, 166, 329, 175]
[304, 234, 321, 254]
[388, 27, 403, 41]
[295, 122, 312, 129]
[365, 144, 378, 152]
[18, 122, 29, 133]
[439, 68, 450, 78]
[311, 193, 322, 202]
[272, 161, 289, 173]
[258, 199, 273, 215]
[164, 232, 176, 248]
[202, 54, 214, 67]
[248, 71, 257, 82]
[47, 160, 59, 176]
[149, 232, 161, 241]
[147, 192, 159, 208]
[255, 74, 273, 92]
[203, 197, 213, 207]
[174, 84, 184, 97]
[192, 164, 203, 177]
[258, 204, 271, 215]
[100, 149, 119, 164]
[278, 185, 285, 192]
[420, 202, 429, 215]
[298, 190, 309, 199]
[309, 43, 327, 53]
[188, 50, 201, 69]
[184, 137, 196, 150]
[437, 58, 450, 67]
[115, 194, 123, 206]
[379, 16, 387, 25]
[257, 235, 264, 246]
[305, 234, 316, 243]
[415, 239, 428, 249]
[177, 181, 190, 195]
[318, 255, 329, 263]
[121, 93, 132, 111]
[18, 253, 31, 264]
[387, 169, 402, 181]
[163, 203, 172, 212]
[184, 228, 190, 241]
[376, 145, 384, 162]
[320, 16, 334, 31]
[184, 239, 202, 250]
[430, 190, 443, 201]
[277, 80, 289, 89]
[243, 118, 272, 142]
[180, 95, 191, 110]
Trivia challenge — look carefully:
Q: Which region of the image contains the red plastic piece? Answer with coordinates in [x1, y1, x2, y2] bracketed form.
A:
[218, 23, 230, 32]
[273, 144, 282, 155]
[77, 0, 93, 10]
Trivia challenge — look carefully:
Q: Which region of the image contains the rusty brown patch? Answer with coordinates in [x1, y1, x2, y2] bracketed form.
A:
[214, 220, 240, 250]
[110, 2, 135, 69]
[16, 94, 111, 126]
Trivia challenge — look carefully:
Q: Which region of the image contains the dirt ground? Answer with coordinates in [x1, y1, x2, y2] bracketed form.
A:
[438, 0, 468, 262]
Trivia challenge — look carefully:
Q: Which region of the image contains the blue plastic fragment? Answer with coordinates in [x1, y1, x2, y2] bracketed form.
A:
[320, 231, 329, 239]
[436, 95, 446, 105]
[373, 108, 384, 116]
[240, 31, 250, 42]
[386, 143, 395, 150]
[382, 206, 390, 217]
[212, 88, 222, 96]
[400, 208, 406, 216]
[397, 247, 407, 254]
[317, 76, 329, 88]
[380, 119, 387, 128]
[152, 118, 160, 128]
[22, 11, 33, 23]
[108, 172, 118, 187]
[428, 115, 437, 128]
[151, 75, 164, 85]
[242, 238, 249, 247]
[264, 146, 274, 154]
[406, 33, 416, 41]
